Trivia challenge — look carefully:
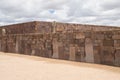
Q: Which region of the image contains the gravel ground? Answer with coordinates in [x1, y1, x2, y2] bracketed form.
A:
[0, 52, 120, 80]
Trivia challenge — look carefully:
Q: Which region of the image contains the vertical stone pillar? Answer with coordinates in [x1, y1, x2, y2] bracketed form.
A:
[2, 28, 6, 36]
[15, 36, 19, 53]
[31, 49, 35, 56]
[52, 38, 59, 58]
[0, 40, 1, 51]
[16, 35, 22, 53]
[81, 47, 85, 62]
[69, 45, 76, 61]
[15, 35, 21, 53]
[52, 21, 56, 33]
[85, 38, 94, 63]
[115, 49, 120, 66]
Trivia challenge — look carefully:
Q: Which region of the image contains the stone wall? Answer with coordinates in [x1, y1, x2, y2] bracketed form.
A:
[0, 21, 120, 34]
[0, 22, 36, 34]
[0, 21, 120, 66]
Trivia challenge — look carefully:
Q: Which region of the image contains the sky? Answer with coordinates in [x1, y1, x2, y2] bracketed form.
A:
[0, 0, 120, 26]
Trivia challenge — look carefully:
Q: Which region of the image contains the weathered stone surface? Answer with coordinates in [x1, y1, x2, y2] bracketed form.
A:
[103, 40, 114, 46]
[114, 40, 120, 47]
[101, 47, 114, 65]
[69, 46, 76, 61]
[75, 33, 85, 39]
[112, 35, 120, 39]
[75, 47, 85, 62]
[0, 21, 120, 67]
[115, 48, 120, 66]
[85, 38, 94, 63]
[93, 46, 101, 64]
[94, 33, 104, 40]
[52, 39, 59, 59]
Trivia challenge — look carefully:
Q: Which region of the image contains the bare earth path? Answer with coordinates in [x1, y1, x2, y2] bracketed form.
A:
[0, 52, 120, 80]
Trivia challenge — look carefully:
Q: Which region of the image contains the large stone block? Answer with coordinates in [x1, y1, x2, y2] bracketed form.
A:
[93, 40, 102, 46]
[52, 39, 59, 59]
[75, 47, 85, 62]
[112, 35, 120, 39]
[115, 48, 120, 66]
[75, 33, 85, 39]
[101, 47, 114, 65]
[94, 34, 104, 40]
[103, 40, 114, 46]
[85, 38, 94, 63]
[114, 40, 120, 47]
[69, 46, 76, 61]
[85, 32, 92, 38]
[75, 39, 85, 47]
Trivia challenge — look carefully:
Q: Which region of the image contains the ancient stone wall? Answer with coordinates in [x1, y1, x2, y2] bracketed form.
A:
[0, 21, 120, 66]
[0, 21, 120, 34]
[0, 22, 36, 34]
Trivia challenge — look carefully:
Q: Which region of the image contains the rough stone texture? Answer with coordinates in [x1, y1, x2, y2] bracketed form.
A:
[85, 38, 94, 63]
[69, 45, 76, 61]
[0, 21, 120, 66]
[52, 38, 59, 59]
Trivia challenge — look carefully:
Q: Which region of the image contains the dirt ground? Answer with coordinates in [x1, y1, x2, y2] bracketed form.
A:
[0, 52, 120, 80]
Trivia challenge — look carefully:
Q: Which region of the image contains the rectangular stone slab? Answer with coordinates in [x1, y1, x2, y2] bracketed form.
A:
[69, 46, 76, 61]
[112, 35, 120, 39]
[85, 38, 94, 63]
[115, 49, 120, 66]
[52, 39, 59, 59]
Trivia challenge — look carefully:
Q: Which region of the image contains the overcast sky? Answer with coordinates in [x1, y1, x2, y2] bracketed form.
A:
[0, 0, 120, 26]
